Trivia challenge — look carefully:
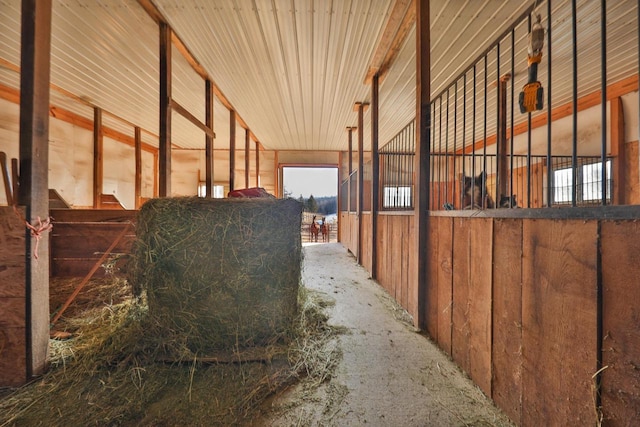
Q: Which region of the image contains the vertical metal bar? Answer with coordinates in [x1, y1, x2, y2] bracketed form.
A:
[483, 55, 488, 204]
[510, 28, 516, 207]
[496, 41, 501, 205]
[431, 102, 436, 209]
[472, 64, 477, 183]
[600, 0, 607, 206]
[445, 89, 450, 206]
[438, 96, 443, 208]
[527, 14, 533, 208]
[453, 80, 458, 207]
[462, 72, 467, 208]
[571, 0, 578, 207]
[546, 1, 553, 207]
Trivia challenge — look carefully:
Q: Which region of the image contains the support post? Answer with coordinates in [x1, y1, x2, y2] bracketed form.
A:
[229, 110, 236, 192]
[135, 126, 142, 208]
[93, 107, 103, 208]
[414, 0, 431, 330]
[371, 74, 380, 279]
[255, 141, 260, 187]
[610, 97, 625, 205]
[18, 0, 53, 380]
[205, 79, 214, 197]
[356, 103, 365, 265]
[245, 128, 250, 188]
[159, 22, 172, 197]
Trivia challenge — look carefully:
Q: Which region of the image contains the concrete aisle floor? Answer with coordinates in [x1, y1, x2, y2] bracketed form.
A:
[260, 242, 513, 427]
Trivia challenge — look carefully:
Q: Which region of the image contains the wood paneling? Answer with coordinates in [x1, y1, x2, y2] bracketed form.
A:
[468, 218, 493, 396]
[0, 207, 26, 386]
[433, 216, 453, 353]
[361, 213, 372, 274]
[522, 219, 598, 426]
[452, 217, 471, 374]
[492, 218, 523, 424]
[600, 220, 640, 426]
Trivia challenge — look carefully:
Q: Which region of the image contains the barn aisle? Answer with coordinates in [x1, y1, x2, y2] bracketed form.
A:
[258, 242, 513, 427]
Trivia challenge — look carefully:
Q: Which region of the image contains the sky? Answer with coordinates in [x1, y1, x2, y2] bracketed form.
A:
[283, 167, 338, 198]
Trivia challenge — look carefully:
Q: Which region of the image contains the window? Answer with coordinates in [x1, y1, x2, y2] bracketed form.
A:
[198, 182, 225, 198]
[383, 186, 413, 209]
[552, 160, 611, 205]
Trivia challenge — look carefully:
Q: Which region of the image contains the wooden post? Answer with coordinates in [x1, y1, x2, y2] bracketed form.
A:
[93, 107, 103, 208]
[337, 151, 343, 243]
[347, 126, 355, 175]
[415, 0, 431, 330]
[18, 0, 53, 380]
[229, 110, 236, 192]
[274, 151, 279, 197]
[205, 79, 214, 198]
[371, 74, 380, 279]
[255, 141, 260, 187]
[245, 128, 250, 188]
[135, 126, 142, 208]
[356, 102, 365, 265]
[159, 22, 172, 197]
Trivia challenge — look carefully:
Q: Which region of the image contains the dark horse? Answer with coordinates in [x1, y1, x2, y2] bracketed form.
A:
[462, 171, 494, 209]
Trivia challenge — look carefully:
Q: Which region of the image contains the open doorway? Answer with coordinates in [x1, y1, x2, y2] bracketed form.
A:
[282, 166, 338, 243]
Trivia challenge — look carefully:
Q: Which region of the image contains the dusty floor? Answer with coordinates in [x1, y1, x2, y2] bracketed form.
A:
[258, 242, 514, 427]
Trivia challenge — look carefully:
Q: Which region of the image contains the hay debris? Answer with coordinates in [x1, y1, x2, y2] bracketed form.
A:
[0, 282, 343, 426]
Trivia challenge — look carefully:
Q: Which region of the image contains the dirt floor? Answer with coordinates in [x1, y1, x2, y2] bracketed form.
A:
[256, 242, 514, 427]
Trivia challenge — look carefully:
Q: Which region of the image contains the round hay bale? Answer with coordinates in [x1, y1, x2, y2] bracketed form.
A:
[130, 197, 303, 354]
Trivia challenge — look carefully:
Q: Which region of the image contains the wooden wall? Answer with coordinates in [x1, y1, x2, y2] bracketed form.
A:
[423, 215, 640, 426]
[0, 207, 26, 386]
[49, 209, 137, 277]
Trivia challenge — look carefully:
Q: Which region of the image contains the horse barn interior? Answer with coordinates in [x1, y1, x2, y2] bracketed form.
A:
[1, 0, 640, 425]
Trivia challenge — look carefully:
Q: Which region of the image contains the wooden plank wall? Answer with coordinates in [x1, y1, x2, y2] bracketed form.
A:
[600, 220, 640, 425]
[420, 215, 640, 426]
[360, 213, 372, 274]
[0, 207, 26, 386]
[49, 209, 137, 277]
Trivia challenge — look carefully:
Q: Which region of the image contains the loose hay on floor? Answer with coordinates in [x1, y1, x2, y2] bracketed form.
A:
[0, 284, 342, 426]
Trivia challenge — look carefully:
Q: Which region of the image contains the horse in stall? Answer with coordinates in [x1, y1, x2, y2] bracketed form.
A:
[309, 215, 320, 242]
[462, 171, 495, 209]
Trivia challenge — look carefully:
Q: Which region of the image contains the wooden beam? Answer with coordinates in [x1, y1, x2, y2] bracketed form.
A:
[610, 97, 625, 205]
[347, 127, 356, 175]
[415, 0, 431, 330]
[159, 22, 172, 197]
[18, 0, 52, 381]
[135, 126, 142, 208]
[357, 103, 365, 265]
[170, 99, 215, 139]
[93, 107, 103, 209]
[274, 151, 279, 197]
[138, 0, 261, 146]
[245, 128, 250, 188]
[205, 79, 214, 198]
[229, 110, 236, 192]
[255, 140, 260, 187]
[365, 0, 416, 85]
[497, 78, 508, 199]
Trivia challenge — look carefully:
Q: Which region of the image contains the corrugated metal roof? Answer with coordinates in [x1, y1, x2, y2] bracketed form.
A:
[1, 0, 638, 155]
